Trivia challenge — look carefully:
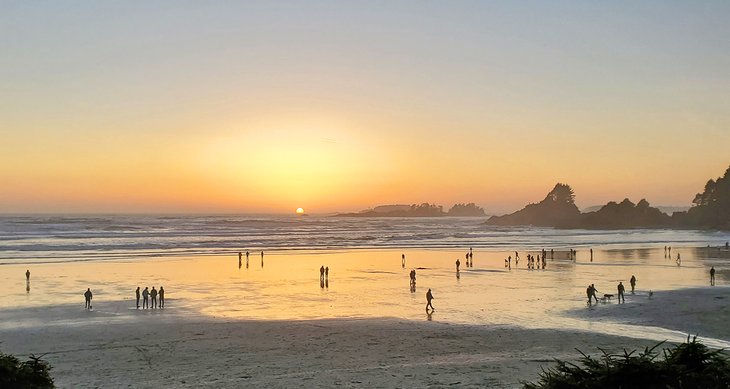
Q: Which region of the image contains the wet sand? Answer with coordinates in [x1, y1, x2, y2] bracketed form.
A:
[2, 307, 649, 388]
[569, 286, 730, 343]
[1, 246, 728, 387]
[4, 287, 729, 388]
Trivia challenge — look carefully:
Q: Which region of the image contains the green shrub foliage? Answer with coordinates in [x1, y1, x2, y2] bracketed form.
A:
[524, 336, 730, 389]
[0, 349, 54, 388]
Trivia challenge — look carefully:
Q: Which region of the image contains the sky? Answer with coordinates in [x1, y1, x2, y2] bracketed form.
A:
[1, 1, 729, 214]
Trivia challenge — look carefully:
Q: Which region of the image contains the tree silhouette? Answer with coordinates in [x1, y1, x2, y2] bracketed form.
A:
[545, 183, 576, 205]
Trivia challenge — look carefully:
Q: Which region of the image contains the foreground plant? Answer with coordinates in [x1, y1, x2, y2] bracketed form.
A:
[524, 336, 730, 389]
[0, 349, 54, 388]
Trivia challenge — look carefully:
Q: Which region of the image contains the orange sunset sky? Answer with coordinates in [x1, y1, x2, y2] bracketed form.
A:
[1, 2, 728, 214]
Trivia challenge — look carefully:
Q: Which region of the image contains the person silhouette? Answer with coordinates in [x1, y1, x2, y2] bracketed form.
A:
[159, 286, 165, 308]
[617, 282, 625, 303]
[676, 253, 681, 266]
[320, 266, 325, 280]
[630, 275, 636, 293]
[84, 288, 93, 309]
[25, 269, 30, 281]
[325, 266, 329, 279]
[402, 253, 406, 268]
[426, 288, 435, 311]
[150, 287, 158, 309]
[710, 266, 715, 286]
[590, 248, 593, 261]
[142, 287, 149, 309]
[455, 258, 460, 272]
[586, 285, 593, 304]
[135, 286, 140, 309]
[591, 284, 598, 303]
[246, 251, 250, 266]
[238, 252, 242, 263]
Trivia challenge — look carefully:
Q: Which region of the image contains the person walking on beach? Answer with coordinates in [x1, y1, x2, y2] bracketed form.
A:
[246, 251, 250, 265]
[84, 288, 93, 309]
[590, 284, 599, 303]
[590, 248, 593, 261]
[142, 287, 149, 309]
[455, 258, 461, 272]
[320, 266, 325, 280]
[25, 269, 30, 281]
[630, 275, 636, 293]
[710, 267, 715, 286]
[676, 252, 681, 266]
[586, 285, 593, 304]
[426, 288, 435, 311]
[135, 287, 140, 309]
[402, 253, 406, 268]
[150, 286, 158, 309]
[617, 282, 625, 303]
[159, 286, 165, 308]
[325, 266, 329, 279]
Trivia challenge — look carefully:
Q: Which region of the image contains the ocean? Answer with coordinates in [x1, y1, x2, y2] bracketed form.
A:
[1, 214, 729, 264]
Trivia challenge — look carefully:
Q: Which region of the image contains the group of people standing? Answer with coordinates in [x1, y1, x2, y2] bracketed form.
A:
[238, 251, 266, 268]
[319, 265, 330, 288]
[456, 250, 474, 271]
[135, 286, 165, 309]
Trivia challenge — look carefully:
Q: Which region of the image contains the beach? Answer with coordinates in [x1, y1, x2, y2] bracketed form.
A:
[0, 312, 649, 388]
[1, 243, 729, 387]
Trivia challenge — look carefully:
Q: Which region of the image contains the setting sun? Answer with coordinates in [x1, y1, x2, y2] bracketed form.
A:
[296, 207, 305, 215]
